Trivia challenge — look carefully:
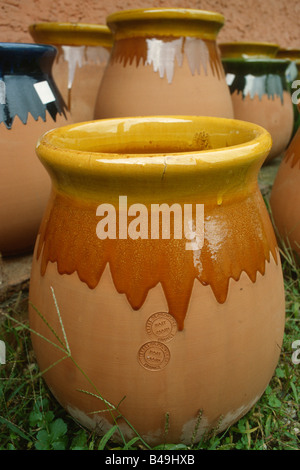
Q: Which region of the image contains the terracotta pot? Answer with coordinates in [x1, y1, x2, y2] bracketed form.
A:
[222, 58, 294, 163]
[94, 8, 234, 119]
[276, 48, 300, 135]
[219, 41, 279, 59]
[29, 22, 113, 122]
[29, 116, 285, 446]
[270, 127, 300, 260]
[0, 43, 70, 256]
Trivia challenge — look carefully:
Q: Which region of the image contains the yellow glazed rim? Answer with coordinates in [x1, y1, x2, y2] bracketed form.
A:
[29, 22, 113, 47]
[106, 8, 225, 40]
[36, 116, 271, 179]
[219, 41, 280, 58]
[276, 48, 300, 63]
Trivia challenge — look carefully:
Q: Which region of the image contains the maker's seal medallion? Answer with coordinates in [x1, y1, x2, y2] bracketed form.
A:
[138, 341, 170, 371]
[146, 312, 177, 342]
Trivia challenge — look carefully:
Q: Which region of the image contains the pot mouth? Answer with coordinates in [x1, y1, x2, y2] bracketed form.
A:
[29, 23, 113, 48]
[106, 8, 225, 40]
[36, 115, 271, 171]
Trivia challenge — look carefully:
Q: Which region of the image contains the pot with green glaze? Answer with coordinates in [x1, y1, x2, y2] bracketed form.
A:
[276, 49, 300, 135]
[222, 58, 294, 162]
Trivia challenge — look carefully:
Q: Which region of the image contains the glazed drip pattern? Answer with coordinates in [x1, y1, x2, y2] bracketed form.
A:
[0, 74, 67, 129]
[0, 44, 67, 129]
[284, 127, 300, 168]
[225, 73, 285, 102]
[36, 190, 278, 331]
[111, 37, 224, 83]
[57, 45, 110, 89]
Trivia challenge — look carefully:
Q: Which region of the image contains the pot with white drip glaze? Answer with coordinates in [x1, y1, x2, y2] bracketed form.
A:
[29, 22, 113, 123]
[93, 8, 234, 119]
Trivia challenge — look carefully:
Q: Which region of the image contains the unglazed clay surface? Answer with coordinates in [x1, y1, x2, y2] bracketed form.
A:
[29, 247, 285, 445]
[230, 90, 293, 161]
[270, 129, 300, 256]
[51, 45, 110, 122]
[0, 113, 68, 255]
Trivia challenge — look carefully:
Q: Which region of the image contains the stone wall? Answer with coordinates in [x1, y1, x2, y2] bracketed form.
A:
[0, 0, 299, 48]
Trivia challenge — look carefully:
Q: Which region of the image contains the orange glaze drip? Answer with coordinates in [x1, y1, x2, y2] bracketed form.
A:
[284, 128, 300, 168]
[37, 189, 278, 330]
[111, 37, 224, 79]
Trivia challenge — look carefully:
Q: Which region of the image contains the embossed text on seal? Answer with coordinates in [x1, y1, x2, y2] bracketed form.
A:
[138, 341, 170, 371]
[146, 312, 177, 342]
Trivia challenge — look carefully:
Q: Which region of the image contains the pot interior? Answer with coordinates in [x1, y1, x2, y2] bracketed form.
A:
[43, 116, 266, 156]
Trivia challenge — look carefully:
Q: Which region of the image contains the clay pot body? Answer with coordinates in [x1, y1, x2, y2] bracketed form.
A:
[29, 116, 285, 446]
[0, 43, 70, 256]
[219, 41, 279, 59]
[29, 23, 113, 122]
[94, 9, 234, 119]
[222, 58, 294, 163]
[270, 127, 300, 260]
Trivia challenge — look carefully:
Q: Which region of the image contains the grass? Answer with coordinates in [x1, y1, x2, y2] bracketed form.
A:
[0, 236, 299, 450]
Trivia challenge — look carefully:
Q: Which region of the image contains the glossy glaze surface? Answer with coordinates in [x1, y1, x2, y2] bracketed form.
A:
[106, 8, 225, 39]
[219, 41, 279, 58]
[276, 48, 300, 66]
[0, 43, 67, 128]
[29, 22, 113, 47]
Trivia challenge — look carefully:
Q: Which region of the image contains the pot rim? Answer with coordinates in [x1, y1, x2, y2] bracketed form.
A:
[219, 41, 280, 48]
[36, 115, 272, 173]
[106, 8, 225, 40]
[29, 22, 113, 48]
[0, 42, 56, 53]
[276, 48, 300, 63]
[219, 41, 280, 57]
[222, 57, 291, 65]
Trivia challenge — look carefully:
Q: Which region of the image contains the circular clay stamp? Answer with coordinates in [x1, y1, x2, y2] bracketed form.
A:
[138, 341, 170, 371]
[146, 312, 178, 342]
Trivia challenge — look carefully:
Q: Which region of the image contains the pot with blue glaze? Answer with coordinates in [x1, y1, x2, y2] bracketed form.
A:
[0, 43, 71, 256]
[222, 58, 294, 163]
